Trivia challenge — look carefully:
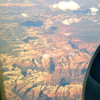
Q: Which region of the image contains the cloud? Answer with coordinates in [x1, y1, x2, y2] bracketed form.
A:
[21, 13, 29, 17]
[64, 32, 72, 36]
[90, 7, 99, 15]
[62, 18, 80, 25]
[42, 54, 50, 59]
[50, 1, 80, 11]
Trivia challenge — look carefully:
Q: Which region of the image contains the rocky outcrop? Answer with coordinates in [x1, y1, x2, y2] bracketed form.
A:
[2, 40, 94, 100]
[3, 66, 82, 100]
[1, 23, 98, 100]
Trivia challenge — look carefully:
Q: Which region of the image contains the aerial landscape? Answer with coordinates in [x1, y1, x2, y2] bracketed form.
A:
[0, 0, 100, 100]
